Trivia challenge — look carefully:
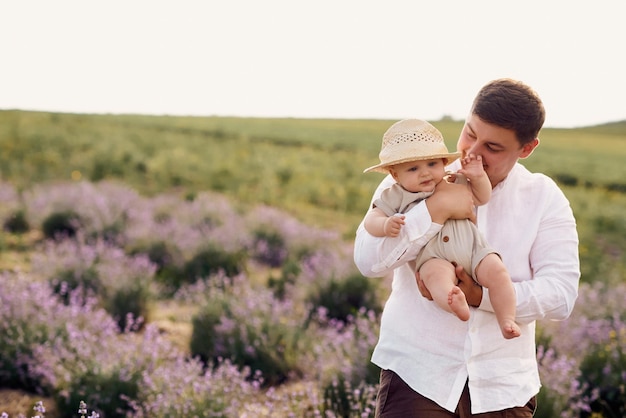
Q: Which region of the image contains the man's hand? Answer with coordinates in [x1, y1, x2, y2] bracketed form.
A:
[455, 264, 483, 307]
[425, 180, 475, 224]
[415, 269, 433, 300]
[416, 264, 483, 307]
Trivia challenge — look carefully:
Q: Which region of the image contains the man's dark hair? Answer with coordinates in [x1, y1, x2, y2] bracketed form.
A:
[471, 78, 546, 145]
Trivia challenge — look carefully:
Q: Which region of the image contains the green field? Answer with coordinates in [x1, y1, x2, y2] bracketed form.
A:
[1, 110, 626, 417]
[3, 111, 625, 211]
[2, 109, 626, 282]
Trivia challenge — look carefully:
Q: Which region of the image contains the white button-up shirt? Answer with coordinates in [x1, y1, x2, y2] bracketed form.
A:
[354, 162, 580, 413]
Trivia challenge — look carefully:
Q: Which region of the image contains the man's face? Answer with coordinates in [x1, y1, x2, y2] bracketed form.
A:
[457, 114, 538, 188]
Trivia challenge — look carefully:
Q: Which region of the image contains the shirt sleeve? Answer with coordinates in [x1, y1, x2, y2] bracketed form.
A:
[479, 182, 580, 322]
[354, 175, 443, 277]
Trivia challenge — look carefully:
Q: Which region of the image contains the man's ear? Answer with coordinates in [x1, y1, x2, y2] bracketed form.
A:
[520, 138, 540, 159]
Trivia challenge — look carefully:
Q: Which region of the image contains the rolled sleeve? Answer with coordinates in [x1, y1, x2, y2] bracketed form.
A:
[354, 196, 442, 277]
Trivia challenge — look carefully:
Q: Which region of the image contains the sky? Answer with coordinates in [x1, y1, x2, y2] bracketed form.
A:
[1, 1, 625, 128]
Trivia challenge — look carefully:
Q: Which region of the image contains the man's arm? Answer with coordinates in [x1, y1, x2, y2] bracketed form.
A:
[473, 183, 580, 321]
[456, 266, 483, 306]
[512, 187, 580, 322]
[417, 263, 483, 306]
[354, 175, 475, 277]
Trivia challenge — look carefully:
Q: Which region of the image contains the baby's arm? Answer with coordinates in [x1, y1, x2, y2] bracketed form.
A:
[364, 207, 405, 237]
[458, 154, 491, 206]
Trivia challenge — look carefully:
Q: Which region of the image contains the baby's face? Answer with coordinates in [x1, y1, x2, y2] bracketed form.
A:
[389, 158, 446, 193]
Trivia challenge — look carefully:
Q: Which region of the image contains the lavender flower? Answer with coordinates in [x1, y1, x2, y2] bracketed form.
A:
[23, 181, 141, 243]
[31, 401, 45, 418]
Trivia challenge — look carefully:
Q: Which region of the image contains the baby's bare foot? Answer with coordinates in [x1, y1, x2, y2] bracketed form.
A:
[448, 286, 470, 321]
[500, 320, 521, 339]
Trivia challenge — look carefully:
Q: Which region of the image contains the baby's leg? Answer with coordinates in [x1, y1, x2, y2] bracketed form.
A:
[475, 254, 521, 339]
[420, 258, 470, 321]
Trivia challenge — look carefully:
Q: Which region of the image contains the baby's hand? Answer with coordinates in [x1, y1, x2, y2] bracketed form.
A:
[459, 154, 486, 180]
[384, 214, 405, 237]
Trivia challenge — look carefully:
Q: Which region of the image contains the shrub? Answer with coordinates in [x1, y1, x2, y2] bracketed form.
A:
[322, 377, 377, 418]
[0, 272, 114, 392]
[251, 227, 287, 267]
[123, 191, 252, 291]
[28, 313, 141, 417]
[0, 182, 24, 233]
[182, 245, 246, 283]
[188, 276, 307, 386]
[141, 241, 181, 272]
[30, 318, 256, 418]
[554, 173, 578, 187]
[242, 381, 325, 416]
[302, 309, 381, 417]
[32, 238, 156, 330]
[268, 257, 300, 299]
[0, 269, 259, 418]
[606, 182, 626, 193]
[126, 240, 185, 295]
[536, 282, 626, 416]
[52, 266, 102, 304]
[578, 320, 626, 417]
[126, 358, 261, 418]
[308, 274, 381, 323]
[24, 181, 140, 244]
[245, 205, 341, 270]
[535, 346, 589, 418]
[2, 209, 30, 234]
[104, 281, 153, 331]
[41, 210, 82, 239]
[57, 369, 140, 418]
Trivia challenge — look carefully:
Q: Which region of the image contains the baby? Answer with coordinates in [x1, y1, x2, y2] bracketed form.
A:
[364, 119, 520, 339]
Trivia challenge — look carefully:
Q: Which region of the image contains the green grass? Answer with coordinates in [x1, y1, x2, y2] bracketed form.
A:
[523, 124, 626, 188]
[2, 110, 626, 280]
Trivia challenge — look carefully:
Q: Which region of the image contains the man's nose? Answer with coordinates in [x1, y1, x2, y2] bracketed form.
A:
[466, 143, 481, 156]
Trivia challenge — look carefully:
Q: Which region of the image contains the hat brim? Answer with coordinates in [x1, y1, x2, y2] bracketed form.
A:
[363, 152, 462, 174]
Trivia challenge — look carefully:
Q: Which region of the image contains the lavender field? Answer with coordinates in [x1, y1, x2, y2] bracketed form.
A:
[1, 113, 626, 417]
[0, 179, 624, 417]
[0, 180, 383, 417]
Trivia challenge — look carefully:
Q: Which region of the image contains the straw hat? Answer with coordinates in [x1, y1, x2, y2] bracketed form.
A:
[364, 119, 461, 174]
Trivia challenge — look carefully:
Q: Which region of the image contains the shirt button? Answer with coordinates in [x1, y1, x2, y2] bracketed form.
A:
[443, 236, 450, 242]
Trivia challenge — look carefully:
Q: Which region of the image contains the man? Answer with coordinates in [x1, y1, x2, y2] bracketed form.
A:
[354, 78, 580, 417]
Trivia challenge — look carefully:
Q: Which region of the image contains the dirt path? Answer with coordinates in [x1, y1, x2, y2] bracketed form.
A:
[0, 389, 60, 418]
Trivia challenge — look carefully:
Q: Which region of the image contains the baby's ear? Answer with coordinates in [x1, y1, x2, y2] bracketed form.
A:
[444, 171, 456, 183]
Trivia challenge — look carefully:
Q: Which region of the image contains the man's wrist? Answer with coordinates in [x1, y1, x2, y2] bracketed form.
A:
[468, 286, 483, 307]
